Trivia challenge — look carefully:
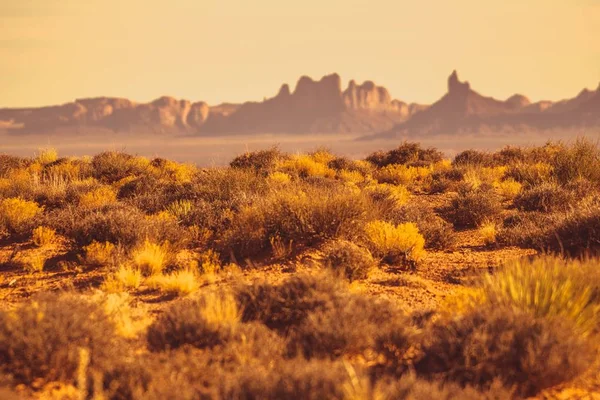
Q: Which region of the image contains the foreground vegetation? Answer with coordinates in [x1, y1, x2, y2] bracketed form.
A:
[0, 140, 599, 399]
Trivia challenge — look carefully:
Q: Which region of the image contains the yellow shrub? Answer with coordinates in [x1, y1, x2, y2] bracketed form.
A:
[364, 183, 410, 208]
[23, 253, 47, 273]
[79, 186, 117, 208]
[200, 290, 240, 327]
[45, 160, 81, 182]
[431, 159, 452, 172]
[478, 221, 497, 246]
[147, 270, 200, 296]
[267, 171, 292, 184]
[310, 149, 335, 165]
[365, 220, 425, 266]
[197, 249, 221, 275]
[338, 169, 364, 184]
[281, 155, 335, 178]
[166, 200, 193, 221]
[0, 197, 42, 234]
[494, 178, 522, 200]
[32, 226, 57, 247]
[83, 241, 116, 267]
[101, 264, 142, 293]
[374, 164, 431, 186]
[95, 292, 151, 338]
[159, 160, 196, 183]
[36, 147, 58, 165]
[132, 240, 169, 276]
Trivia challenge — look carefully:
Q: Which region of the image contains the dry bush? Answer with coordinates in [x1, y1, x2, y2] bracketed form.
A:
[497, 211, 559, 250]
[452, 149, 495, 167]
[146, 269, 200, 296]
[364, 220, 425, 268]
[132, 240, 170, 276]
[319, 240, 376, 281]
[364, 182, 410, 211]
[0, 154, 27, 178]
[50, 203, 189, 250]
[552, 138, 600, 185]
[442, 187, 503, 228]
[102, 264, 143, 293]
[91, 151, 148, 184]
[147, 290, 240, 351]
[505, 162, 553, 186]
[415, 306, 594, 397]
[478, 221, 497, 246]
[429, 168, 464, 193]
[366, 142, 443, 168]
[0, 293, 124, 386]
[116, 175, 193, 214]
[288, 295, 407, 360]
[513, 182, 575, 212]
[230, 146, 287, 173]
[377, 374, 513, 400]
[236, 273, 347, 332]
[220, 359, 361, 400]
[387, 203, 456, 250]
[32, 226, 57, 247]
[219, 184, 371, 261]
[550, 202, 600, 256]
[0, 197, 42, 238]
[280, 154, 336, 178]
[78, 185, 117, 209]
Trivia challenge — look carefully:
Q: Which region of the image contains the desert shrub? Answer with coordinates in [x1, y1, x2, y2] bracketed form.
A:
[102, 265, 143, 293]
[117, 175, 194, 214]
[492, 146, 527, 165]
[31, 226, 57, 247]
[288, 295, 407, 360]
[0, 293, 123, 386]
[373, 164, 432, 188]
[267, 171, 291, 185]
[35, 148, 58, 165]
[497, 211, 560, 250]
[377, 374, 514, 400]
[83, 240, 117, 267]
[505, 162, 553, 186]
[0, 154, 27, 178]
[388, 203, 456, 250]
[236, 273, 346, 332]
[478, 221, 497, 246]
[147, 290, 240, 351]
[364, 182, 410, 212]
[552, 138, 600, 185]
[513, 182, 575, 212]
[415, 306, 594, 397]
[319, 240, 376, 281]
[132, 240, 170, 276]
[280, 154, 336, 178]
[146, 270, 200, 296]
[442, 187, 503, 228]
[366, 142, 443, 168]
[493, 178, 522, 200]
[220, 359, 363, 400]
[50, 203, 189, 250]
[220, 185, 370, 261]
[78, 185, 117, 208]
[365, 220, 425, 268]
[549, 202, 600, 256]
[452, 149, 495, 167]
[90, 151, 146, 184]
[482, 256, 600, 336]
[0, 197, 42, 238]
[429, 168, 464, 193]
[230, 147, 287, 173]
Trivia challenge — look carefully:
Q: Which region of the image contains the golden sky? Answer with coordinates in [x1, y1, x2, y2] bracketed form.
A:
[1, 0, 599, 108]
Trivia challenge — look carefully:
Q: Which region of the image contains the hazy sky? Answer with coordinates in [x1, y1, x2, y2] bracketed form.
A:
[1, 0, 599, 108]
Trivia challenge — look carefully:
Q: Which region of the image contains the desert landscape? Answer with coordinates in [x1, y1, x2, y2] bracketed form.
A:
[1, 141, 600, 399]
[2, 0, 600, 399]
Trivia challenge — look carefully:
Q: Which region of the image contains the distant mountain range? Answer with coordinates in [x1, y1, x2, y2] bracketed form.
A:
[1, 71, 598, 138]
